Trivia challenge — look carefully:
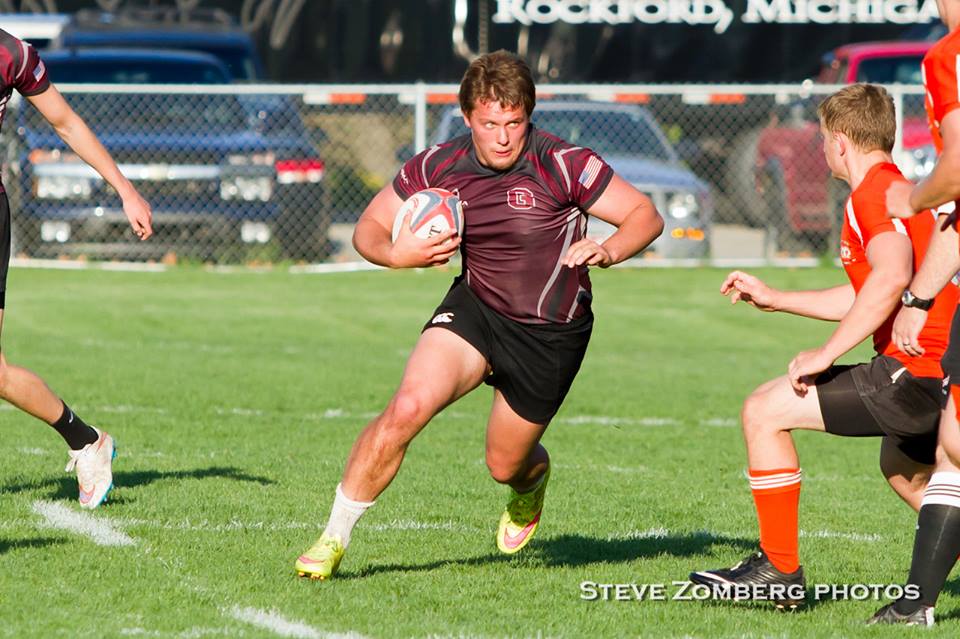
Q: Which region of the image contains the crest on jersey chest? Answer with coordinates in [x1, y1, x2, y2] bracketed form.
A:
[507, 186, 536, 210]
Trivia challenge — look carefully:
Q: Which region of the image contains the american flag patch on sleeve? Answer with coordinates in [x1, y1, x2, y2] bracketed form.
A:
[578, 155, 602, 189]
[33, 60, 45, 82]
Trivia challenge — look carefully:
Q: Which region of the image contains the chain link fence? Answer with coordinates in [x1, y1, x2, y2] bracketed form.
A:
[1, 83, 927, 265]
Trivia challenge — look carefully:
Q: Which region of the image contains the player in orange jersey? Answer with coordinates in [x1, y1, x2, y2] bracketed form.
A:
[689, 84, 957, 612]
[870, 0, 960, 626]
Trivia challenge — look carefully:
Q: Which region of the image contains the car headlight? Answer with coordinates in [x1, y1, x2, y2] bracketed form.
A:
[666, 191, 700, 219]
[900, 144, 937, 181]
[34, 176, 92, 199]
[220, 176, 273, 202]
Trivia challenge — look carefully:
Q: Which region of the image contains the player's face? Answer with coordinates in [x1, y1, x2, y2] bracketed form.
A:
[820, 124, 848, 182]
[463, 100, 529, 171]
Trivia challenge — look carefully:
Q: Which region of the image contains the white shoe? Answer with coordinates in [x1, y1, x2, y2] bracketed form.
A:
[65, 428, 115, 509]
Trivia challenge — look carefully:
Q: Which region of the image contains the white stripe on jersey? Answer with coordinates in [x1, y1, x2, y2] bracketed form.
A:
[552, 147, 582, 194]
[955, 54, 960, 105]
[892, 218, 907, 235]
[16, 40, 29, 82]
[419, 145, 441, 188]
[845, 198, 863, 244]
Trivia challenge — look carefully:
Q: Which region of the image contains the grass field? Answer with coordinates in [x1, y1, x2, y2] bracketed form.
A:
[0, 264, 956, 638]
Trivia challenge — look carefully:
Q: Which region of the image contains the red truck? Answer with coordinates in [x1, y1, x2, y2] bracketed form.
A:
[749, 41, 935, 245]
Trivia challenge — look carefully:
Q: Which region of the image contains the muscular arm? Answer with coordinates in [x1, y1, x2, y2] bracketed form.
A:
[769, 285, 856, 320]
[787, 231, 913, 392]
[352, 184, 459, 268]
[27, 85, 152, 239]
[887, 112, 960, 296]
[909, 110, 960, 214]
[906, 215, 960, 299]
[820, 232, 913, 361]
[564, 174, 663, 267]
[721, 269, 854, 319]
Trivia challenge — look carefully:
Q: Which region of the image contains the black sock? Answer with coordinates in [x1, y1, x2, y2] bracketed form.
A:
[49, 402, 98, 450]
[894, 504, 960, 614]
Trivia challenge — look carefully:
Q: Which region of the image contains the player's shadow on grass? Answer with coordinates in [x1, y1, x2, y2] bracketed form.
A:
[3, 466, 273, 502]
[537, 531, 757, 566]
[337, 531, 757, 579]
[0, 536, 63, 555]
[935, 578, 960, 622]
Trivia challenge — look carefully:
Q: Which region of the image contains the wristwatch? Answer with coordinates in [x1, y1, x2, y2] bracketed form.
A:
[901, 289, 935, 311]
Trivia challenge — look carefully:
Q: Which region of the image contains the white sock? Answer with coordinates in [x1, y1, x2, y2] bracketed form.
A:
[322, 483, 375, 548]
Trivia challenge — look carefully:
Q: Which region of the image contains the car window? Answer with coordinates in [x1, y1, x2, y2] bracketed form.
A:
[443, 110, 672, 161]
[26, 92, 248, 132]
[45, 58, 231, 84]
[189, 45, 257, 81]
[856, 56, 924, 84]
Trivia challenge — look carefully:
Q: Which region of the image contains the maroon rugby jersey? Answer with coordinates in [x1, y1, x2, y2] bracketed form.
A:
[0, 30, 49, 192]
[393, 126, 614, 324]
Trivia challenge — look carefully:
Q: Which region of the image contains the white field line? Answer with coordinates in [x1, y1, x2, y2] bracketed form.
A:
[365, 518, 475, 532]
[10, 257, 167, 272]
[17, 447, 47, 455]
[121, 627, 241, 638]
[699, 417, 738, 427]
[32, 500, 136, 546]
[800, 529, 882, 542]
[1, 515, 474, 534]
[608, 526, 881, 543]
[556, 416, 679, 427]
[227, 606, 368, 639]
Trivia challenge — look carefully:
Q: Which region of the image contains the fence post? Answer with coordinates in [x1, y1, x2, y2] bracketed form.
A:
[414, 82, 427, 154]
[893, 86, 904, 166]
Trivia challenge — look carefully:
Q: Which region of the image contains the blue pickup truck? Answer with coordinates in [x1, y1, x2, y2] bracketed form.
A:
[9, 47, 329, 261]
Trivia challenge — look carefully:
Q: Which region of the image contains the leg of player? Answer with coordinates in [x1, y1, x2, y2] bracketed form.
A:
[690, 373, 826, 609]
[295, 327, 490, 580]
[485, 390, 550, 554]
[0, 311, 114, 509]
[879, 437, 932, 511]
[870, 397, 960, 627]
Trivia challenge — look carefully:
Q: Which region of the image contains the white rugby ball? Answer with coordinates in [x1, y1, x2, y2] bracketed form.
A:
[391, 188, 464, 242]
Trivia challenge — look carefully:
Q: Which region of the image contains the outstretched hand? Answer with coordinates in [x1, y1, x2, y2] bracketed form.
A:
[720, 270, 778, 311]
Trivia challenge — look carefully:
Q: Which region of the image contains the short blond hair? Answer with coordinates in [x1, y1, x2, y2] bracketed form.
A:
[817, 83, 895, 153]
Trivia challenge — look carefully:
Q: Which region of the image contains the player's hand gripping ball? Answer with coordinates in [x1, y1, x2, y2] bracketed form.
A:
[391, 188, 464, 242]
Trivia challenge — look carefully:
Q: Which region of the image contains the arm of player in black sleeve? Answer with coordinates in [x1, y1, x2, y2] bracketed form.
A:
[563, 174, 663, 268]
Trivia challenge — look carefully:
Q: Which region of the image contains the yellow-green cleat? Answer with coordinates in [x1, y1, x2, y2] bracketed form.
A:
[295, 533, 345, 580]
[496, 465, 550, 554]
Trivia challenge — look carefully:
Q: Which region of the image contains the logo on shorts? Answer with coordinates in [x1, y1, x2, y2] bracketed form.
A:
[432, 312, 454, 324]
[943, 377, 951, 396]
[507, 187, 535, 210]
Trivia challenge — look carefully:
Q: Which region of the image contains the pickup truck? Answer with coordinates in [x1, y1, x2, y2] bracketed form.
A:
[747, 41, 933, 248]
[9, 48, 328, 261]
[45, 8, 331, 261]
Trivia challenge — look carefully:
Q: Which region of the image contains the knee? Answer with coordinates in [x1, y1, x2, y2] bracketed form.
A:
[372, 391, 430, 447]
[0, 356, 11, 398]
[741, 387, 775, 437]
[486, 453, 523, 485]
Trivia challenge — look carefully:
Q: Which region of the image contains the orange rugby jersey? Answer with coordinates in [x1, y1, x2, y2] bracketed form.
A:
[923, 28, 960, 155]
[840, 162, 958, 378]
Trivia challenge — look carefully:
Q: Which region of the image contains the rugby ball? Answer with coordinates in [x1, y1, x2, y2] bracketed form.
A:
[391, 188, 464, 242]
